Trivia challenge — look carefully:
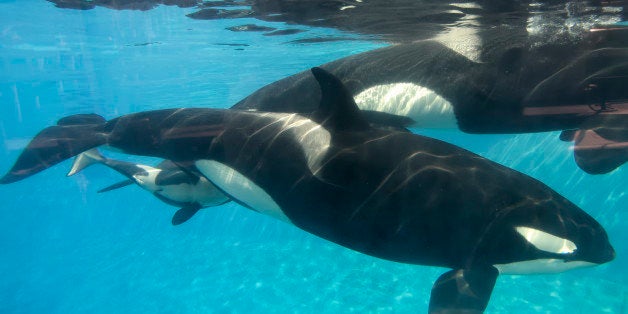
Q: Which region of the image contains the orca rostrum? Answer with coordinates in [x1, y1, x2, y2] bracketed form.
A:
[0, 68, 614, 313]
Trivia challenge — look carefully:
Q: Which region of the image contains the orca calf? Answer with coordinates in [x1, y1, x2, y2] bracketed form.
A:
[232, 33, 628, 174]
[67, 149, 230, 225]
[0, 68, 614, 313]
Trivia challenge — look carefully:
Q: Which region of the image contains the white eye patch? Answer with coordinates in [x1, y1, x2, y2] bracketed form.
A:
[515, 226, 577, 254]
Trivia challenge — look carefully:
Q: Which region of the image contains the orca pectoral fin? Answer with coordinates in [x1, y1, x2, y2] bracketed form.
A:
[429, 266, 498, 314]
[97, 179, 135, 193]
[171, 204, 202, 225]
[570, 128, 628, 174]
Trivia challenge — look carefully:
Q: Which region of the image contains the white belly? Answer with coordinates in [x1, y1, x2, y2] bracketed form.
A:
[195, 159, 292, 223]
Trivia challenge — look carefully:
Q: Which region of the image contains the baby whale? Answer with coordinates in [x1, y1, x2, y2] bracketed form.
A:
[68, 149, 230, 225]
[0, 68, 614, 313]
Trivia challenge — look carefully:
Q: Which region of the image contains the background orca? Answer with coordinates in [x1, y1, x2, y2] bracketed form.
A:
[231, 30, 628, 174]
[67, 149, 230, 225]
[0, 68, 614, 313]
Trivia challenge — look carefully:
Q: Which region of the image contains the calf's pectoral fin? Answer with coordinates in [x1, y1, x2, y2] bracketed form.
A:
[171, 204, 202, 226]
[97, 179, 135, 193]
[155, 169, 198, 186]
[429, 266, 498, 314]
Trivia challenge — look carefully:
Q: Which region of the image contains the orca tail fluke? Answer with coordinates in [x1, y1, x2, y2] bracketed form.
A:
[1, 114, 107, 184]
[561, 123, 628, 174]
[67, 148, 107, 176]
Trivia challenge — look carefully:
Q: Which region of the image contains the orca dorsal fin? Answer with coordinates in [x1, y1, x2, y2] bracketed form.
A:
[310, 67, 371, 132]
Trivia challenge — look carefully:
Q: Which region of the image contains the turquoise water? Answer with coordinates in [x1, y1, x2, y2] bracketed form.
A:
[0, 1, 626, 313]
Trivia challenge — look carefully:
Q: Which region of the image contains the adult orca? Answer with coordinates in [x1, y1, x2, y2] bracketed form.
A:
[0, 68, 615, 313]
[232, 29, 628, 174]
[67, 149, 230, 225]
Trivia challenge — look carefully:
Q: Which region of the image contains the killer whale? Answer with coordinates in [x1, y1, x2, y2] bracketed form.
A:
[0, 68, 614, 313]
[67, 149, 230, 225]
[232, 30, 628, 174]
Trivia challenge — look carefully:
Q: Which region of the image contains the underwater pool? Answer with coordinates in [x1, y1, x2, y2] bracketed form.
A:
[0, 1, 626, 313]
